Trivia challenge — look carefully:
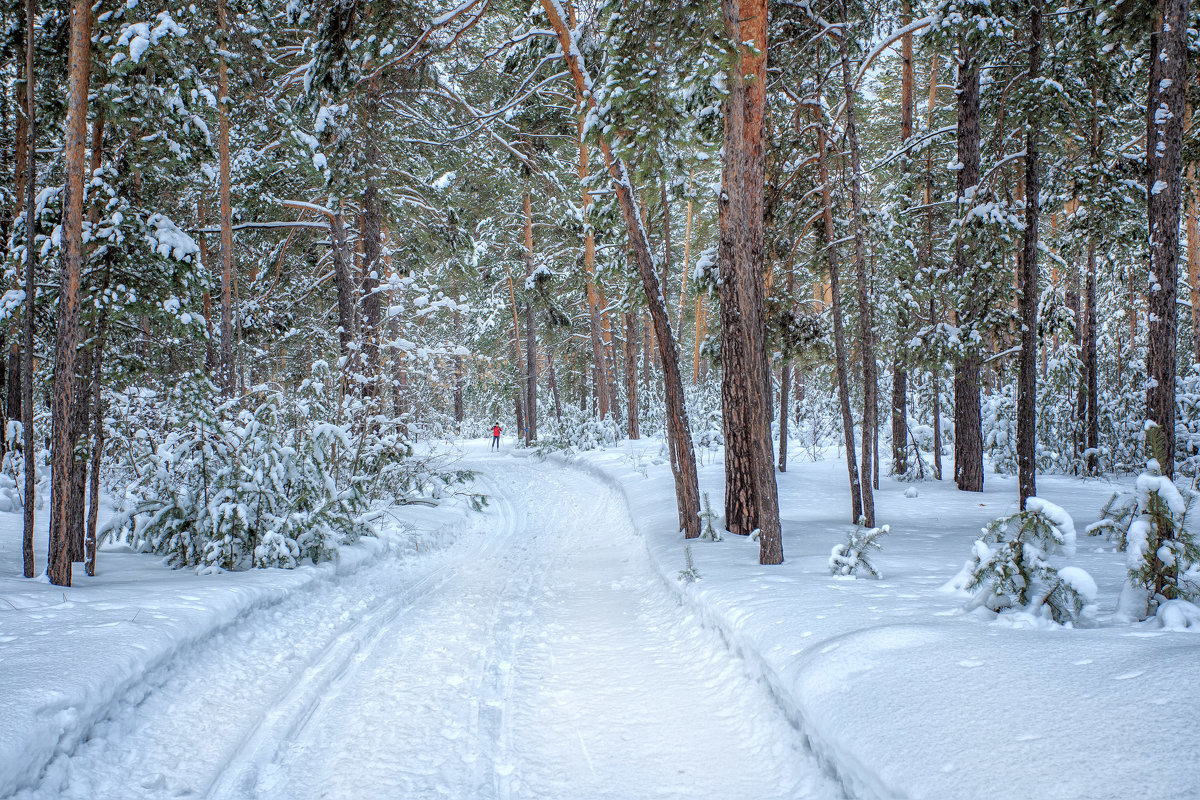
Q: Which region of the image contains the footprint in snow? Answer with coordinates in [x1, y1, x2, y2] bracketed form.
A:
[957, 659, 985, 668]
[1114, 669, 1146, 680]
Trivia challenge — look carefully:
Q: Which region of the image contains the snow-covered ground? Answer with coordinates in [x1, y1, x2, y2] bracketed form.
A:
[4, 439, 1197, 799]
[1, 453, 837, 800]
[570, 440, 1200, 799]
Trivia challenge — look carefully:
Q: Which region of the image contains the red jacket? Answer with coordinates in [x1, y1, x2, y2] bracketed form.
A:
[492, 426, 501, 437]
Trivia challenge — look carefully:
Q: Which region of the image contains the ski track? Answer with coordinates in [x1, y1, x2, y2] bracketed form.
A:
[8, 457, 839, 800]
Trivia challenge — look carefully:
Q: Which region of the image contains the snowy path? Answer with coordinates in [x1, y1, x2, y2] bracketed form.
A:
[10, 455, 837, 800]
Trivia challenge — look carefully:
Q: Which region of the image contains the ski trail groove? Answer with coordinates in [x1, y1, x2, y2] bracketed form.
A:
[204, 472, 520, 800]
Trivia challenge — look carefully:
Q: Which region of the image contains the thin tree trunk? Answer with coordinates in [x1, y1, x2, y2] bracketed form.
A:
[677, 167, 695, 332]
[217, 0, 234, 395]
[84, 324, 105, 576]
[330, 210, 357, 359]
[523, 190, 537, 444]
[812, 103, 863, 522]
[1187, 104, 1200, 365]
[778, 359, 790, 472]
[952, 36, 984, 493]
[48, 0, 91, 587]
[838, 19, 876, 527]
[892, 0, 915, 477]
[579, 115, 609, 421]
[1085, 236, 1098, 473]
[624, 311, 640, 440]
[21, 0, 36, 579]
[1017, 0, 1042, 508]
[453, 310, 464, 425]
[547, 351, 562, 423]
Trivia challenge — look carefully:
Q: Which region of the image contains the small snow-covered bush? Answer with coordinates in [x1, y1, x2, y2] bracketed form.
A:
[829, 522, 889, 578]
[961, 498, 1093, 624]
[699, 493, 723, 541]
[677, 545, 700, 583]
[103, 376, 373, 571]
[1124, 473, 1200, 610]
[1097, 426, 1200, 619]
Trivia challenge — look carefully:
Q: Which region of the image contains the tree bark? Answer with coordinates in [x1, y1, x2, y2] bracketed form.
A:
[21, 0, 36, 579]
[716, 0, 782, 560]
[1017, 0, 1041, 508]
[838, 19, 876, 527]
[48, 0, 92, 587]
[1145, 0, 1188, 478]
[952, 36, 984, 493]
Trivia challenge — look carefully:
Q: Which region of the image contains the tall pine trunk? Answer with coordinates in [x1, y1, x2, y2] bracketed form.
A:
[48, 0, 92, 587]
[217, 0, 235, 395]
[1145, 0, 1189, 477]
[1017, 0, 1042, 508]
[717, 0, 782, 560]
[20, 0, 36, 578]
[891, 0, 915, 477]
[952, 37, 984, 493]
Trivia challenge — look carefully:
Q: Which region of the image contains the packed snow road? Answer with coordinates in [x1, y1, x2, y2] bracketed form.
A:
[10, 452, 838, 800]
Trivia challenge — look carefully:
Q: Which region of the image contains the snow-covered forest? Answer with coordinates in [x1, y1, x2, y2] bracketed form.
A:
[1, 0, 1198, 797]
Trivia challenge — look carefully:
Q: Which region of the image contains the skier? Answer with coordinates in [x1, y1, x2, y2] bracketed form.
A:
[491, 423, 502, 450]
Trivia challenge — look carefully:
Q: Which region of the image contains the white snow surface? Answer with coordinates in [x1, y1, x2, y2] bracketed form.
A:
[1, 453, 834, 800]
[567, 441, 1200, 800]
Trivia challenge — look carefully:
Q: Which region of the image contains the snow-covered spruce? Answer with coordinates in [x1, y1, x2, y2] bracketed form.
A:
[957, 498, 1093, 624]
[828, 522, 888, 578]
[102, 377, 378, 571]
[1121, 473, 1200, 619]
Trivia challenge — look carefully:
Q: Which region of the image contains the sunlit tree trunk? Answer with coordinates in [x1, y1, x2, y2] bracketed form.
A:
[48, 0, 92, 587]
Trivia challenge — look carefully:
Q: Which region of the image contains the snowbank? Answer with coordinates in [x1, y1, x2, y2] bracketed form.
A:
[572, 441, 1200, 800]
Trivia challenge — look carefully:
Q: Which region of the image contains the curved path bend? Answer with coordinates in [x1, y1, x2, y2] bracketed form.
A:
[12, 454, 838, 800]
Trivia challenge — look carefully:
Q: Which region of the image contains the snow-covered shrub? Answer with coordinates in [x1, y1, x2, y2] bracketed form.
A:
[103, 377, 372, 571]
[961, 498, 1093, 624]
[982, 385, 1017, 474]
[677, 545, 700, 583]
[535, 404, 618, 453]
[829, 523, 889, 578]
[699, 493, 722, 541]
[1124, 473, 1200, 610]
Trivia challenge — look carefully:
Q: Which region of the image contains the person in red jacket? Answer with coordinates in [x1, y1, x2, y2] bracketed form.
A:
[491, 424, 501, 450]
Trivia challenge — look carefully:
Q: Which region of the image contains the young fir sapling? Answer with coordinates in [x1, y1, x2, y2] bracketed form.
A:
[960, 498, 1095, 624]
[829, 521, 889, 578]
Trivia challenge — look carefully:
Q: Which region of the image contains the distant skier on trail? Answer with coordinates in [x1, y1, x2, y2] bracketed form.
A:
[491, 424, 501, 450]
